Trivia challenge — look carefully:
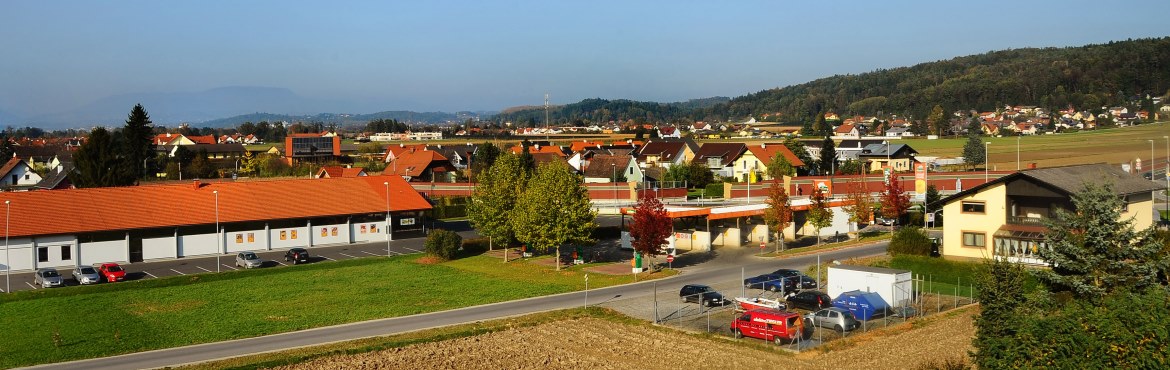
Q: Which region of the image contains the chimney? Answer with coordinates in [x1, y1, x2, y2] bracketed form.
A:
[192, 180, 201, 190]
[761, 143, 766, 149]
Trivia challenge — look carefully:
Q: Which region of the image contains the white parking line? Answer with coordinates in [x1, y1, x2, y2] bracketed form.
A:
[387, 250, 401, 255]
[360, 250, 379, 256]
[275, 261, 287, 266]
[339, 253, 358, 259]
[25, 282, 37, 289]
[0, 287, 4, 292]
[222, 264, 237, 270]
[196, 266, 212, 272]
[170, 269, 186, 275]
[402, 247, 421, 253]
[321, 256, 335, 261]
[144, 271, 158, 279]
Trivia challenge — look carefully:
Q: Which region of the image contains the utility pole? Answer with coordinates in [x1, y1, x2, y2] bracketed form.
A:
[544, 93, 550, 141]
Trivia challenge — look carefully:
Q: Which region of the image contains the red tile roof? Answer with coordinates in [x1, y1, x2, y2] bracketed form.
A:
[316, 166, 367, 178]
[0, 175, 430, 238]
[386, 148, 454, 178]
[745, 143, 806, 167]
[187, 135, 217, 145]
[508, 145, 566, 157]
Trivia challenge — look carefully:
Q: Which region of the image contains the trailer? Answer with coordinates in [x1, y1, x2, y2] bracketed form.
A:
[827, 265, 912, 308]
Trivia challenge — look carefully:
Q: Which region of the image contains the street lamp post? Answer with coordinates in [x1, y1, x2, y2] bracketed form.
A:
[1016, 135, 1021, 171]
[4, 200, 9, 293]
[611, 164, 617, 207]
[1149, 140, 1155, 178]
[384, 181, 392, 257]
[214, 191, 220, 273]
[984, 142, 991, 182]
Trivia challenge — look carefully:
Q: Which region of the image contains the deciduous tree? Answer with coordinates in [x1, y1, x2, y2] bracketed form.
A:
[629, 193, 672, 265]
[879, 171, 910, 221]
[766, 151, 795, 180]
[468, 153, 529, 258]
[764, 181, 793, 252]
[469, 142, 501, 182]
[962, 135, 986, 171]
[808, 187, 833, 245]
[841, 178, 874, 229]
[512, 162, 596, 270]
[927, 104, 945, 136]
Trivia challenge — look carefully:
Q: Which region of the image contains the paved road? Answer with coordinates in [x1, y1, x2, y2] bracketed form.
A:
[24, 241, 887, 370]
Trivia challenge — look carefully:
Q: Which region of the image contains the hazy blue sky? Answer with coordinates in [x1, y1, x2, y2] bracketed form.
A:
[2, 0, 1169, 116]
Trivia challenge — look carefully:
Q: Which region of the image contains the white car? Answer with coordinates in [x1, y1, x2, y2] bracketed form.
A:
[72, 266, 102, 285]
[235, 252, 264, 269]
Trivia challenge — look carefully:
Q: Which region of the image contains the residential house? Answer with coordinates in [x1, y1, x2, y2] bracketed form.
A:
[693, 143, 747, 179]
[384, 147, 457, 182]
[981, 123, 1001, 136]
[884, 127, 913, 137]
[0, 157, 42, 189]
[657, 126, 681, 138]
[315, 166, 368, 179]
[635, 138, 697, 168]
[35, 160, 73, 190]
[834, 123, 861, 138]
[284, 133, 342, 164]
[936, 163, 1163, 264]
[582, 154, 640, 183]
[834, 139, 888, 161]
[1109, 107, 1129, 117]
[857, 143, 919, 172]
[733, 143, 805, 182]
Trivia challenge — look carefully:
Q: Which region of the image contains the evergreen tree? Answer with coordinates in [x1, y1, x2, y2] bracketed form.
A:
[0, 130, 15, 161]
[1036, 182, 1167, 299]
[512, 162, 596, 270]
[818, 137, 837, 175]
[121, 104, 154, 180]
[685, 160, 714, 189]
[782, 138, 815, 176]
[811, 113, 827, 136]
[518, 140, 536, 172]
[71, 128, 132, 188]
[971, 258, 1032, 369]
[469, 142, 501, 182]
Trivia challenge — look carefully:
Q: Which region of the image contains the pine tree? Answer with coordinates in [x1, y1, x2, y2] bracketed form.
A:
[1036, 182, 1167, 299]
[818, 137, 837, 175]
[121, 104, 155, 180]
[71, 128, 132, 188]
[469, 142, 501, 182]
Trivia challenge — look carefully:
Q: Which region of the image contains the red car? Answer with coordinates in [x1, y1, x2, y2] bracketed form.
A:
[96, 263, 126, 282]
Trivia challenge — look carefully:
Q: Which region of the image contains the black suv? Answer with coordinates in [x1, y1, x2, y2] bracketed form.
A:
[284, 248, 310, 264]
[786, 290, 833, 311]
[680, 284, 727, 307]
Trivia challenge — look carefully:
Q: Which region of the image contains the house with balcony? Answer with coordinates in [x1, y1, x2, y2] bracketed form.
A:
[693, 142, 746, 179]
[936, 163, 1164, 265]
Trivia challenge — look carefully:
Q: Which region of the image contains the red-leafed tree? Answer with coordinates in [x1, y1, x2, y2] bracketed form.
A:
[879, 171, 911, 222]
[629, 192, 673, 263]
[764, 181, 793, 252]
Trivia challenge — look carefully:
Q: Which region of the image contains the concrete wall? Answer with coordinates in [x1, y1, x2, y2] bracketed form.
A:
[225, 229, 267, 253]
[691, 231, 711, 252]
[712, 227, 740, 247]
[142, 235, 177, 260]
[270, 226, 309, 249]
[942, 183, 1007, 259]
[795, 206, 853, 238]
[179, 233, 219, 257]
[80, 238, 127, 265]
[312, 223, 350, 246]
[1, 237, 35, 271]
[351, 220, 387, 243]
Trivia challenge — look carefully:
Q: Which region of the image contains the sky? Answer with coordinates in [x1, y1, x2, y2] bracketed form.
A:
[2, 0, 1169, 118]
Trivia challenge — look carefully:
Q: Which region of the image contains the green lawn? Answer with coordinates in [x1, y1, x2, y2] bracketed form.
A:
[0, 254, 650, 368]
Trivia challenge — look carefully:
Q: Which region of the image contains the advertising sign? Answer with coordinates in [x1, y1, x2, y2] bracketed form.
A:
[813, 179, 832, 196]
[914, 162, 928, 195]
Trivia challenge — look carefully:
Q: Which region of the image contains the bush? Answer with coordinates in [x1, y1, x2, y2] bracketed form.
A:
[887, 226, 932, 256]
[430, 197, 469, 219]
[458, 237, 491, 257]
[424, 229, 463, 260]
[703, 182, 724, 198]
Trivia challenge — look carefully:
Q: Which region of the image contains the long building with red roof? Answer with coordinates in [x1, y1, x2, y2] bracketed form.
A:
[0, 175, 431, 272]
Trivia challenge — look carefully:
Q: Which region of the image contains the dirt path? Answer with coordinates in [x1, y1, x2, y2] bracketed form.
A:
[274, 307, 976, 370]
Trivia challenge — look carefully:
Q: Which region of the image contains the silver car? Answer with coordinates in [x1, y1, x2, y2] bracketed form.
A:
[34, 269, 64, 288]
[806, 307, 861, 332]
[235, 252, 263, 269]
[72, 266, 101, 285]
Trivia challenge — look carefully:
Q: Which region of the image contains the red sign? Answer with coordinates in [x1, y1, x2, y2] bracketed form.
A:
[760, 242, 766, 249]
[666, 255, 675, 263]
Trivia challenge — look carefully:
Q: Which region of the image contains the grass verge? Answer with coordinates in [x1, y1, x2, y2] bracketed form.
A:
[0, 254, 666, 368]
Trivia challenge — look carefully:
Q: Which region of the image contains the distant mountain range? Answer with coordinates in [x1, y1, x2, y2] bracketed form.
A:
[199, 110, 474, 128]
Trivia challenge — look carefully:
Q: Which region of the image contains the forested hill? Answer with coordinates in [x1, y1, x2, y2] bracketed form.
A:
[493, 97, 729, 126]
[495, 37, 1170, 126]
[703, 37, 1170, 122]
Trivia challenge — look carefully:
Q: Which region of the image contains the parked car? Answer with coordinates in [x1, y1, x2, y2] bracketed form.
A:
[34, 269, 64, 288]
[95, 263, 126, 282]
[770, 268, 804, 278]
[806, 307, 861, 332]
[235, 252, 263, 269]
[785, 290, 832, 311]
[284, 248, 310, 264]
[730, 309, 806, 344]
[679, 284, 727, 307]
[71, 266, 101, 285]
[743, 273, 798, 293]
[876, 217, 897, 226]
[796, 275, 818, 289]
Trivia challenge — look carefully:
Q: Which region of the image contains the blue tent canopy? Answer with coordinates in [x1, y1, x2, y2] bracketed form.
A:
[832, 290, 890, 320]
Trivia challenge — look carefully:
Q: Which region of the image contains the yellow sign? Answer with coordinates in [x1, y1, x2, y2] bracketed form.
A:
[914, 162, 927, 194]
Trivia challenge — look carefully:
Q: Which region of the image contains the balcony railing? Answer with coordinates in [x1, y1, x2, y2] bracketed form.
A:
[1007, 216, 1046, 225]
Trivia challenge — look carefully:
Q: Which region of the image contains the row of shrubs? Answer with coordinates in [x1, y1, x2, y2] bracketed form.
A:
[425, 226, 623, 261]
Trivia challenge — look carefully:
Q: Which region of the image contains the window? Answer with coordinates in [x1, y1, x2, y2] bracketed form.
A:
[37, 247, 49, 262]
[961, 201, 986, 214]
[962, 232, 986, 248]
[60, 245, 71, 260]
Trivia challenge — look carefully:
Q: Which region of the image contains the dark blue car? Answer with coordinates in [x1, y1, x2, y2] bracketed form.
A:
[743, 273, 798, 293]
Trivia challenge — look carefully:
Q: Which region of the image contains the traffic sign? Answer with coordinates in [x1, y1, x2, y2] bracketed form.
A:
[760, 242, 766, 249]
[666, 254, 675, 263]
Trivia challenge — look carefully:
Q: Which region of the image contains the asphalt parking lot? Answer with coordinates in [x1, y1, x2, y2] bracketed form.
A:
[0, 235, 434, 293]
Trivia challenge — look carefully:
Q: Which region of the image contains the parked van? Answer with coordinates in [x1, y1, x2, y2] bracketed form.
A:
[730, 309, 806, 344]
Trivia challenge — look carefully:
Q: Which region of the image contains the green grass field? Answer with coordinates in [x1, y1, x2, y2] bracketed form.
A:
[0, 254, 655, 368]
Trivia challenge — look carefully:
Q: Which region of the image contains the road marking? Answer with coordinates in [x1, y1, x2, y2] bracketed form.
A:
[144, 271, 158, 279]
[170, 269, 186, 275]
[401, 247, 421, 253]
[339, 252, 358, 259]
[360, 250, 379, 256]
[26, 282, 37, 289]
[275, 261, 287, 266]
[196, 266, 212, 272]
[222, 264, 237, 270]
[0, 287, 4, 292]
[321, 256, 335, 261]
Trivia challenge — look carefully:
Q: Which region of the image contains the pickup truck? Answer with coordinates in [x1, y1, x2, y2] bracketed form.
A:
[95, 263, 126, 282]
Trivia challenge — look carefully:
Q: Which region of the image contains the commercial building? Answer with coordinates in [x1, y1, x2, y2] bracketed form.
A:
[0, 175, 431, 272]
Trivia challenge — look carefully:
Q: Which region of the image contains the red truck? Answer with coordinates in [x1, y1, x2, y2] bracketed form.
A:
[95, 263, 126, 282]
[730, 309, 806, 344]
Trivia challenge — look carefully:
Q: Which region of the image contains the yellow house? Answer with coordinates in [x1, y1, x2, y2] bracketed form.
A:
[937, 163, 1164, 264]
[857, 143, 917, 173]
[732, 143, 805, 182]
